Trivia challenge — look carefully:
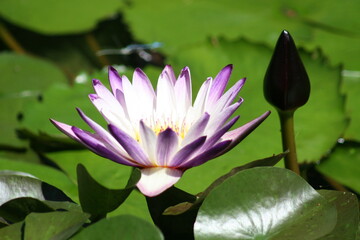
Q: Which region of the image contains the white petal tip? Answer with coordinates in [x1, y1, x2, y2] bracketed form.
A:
[137, 167, 183, 197]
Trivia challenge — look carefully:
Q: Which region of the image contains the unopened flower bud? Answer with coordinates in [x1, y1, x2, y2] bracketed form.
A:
[264, 30, 310, 111]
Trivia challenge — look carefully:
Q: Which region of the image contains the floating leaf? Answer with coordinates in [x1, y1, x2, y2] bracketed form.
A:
[0, 222, 23, 240]
[341, 74, 360, 141]
[0, 0, 125, 34]
[24, 211, 89, 240]
[0, 197, 53, 223]
[0, 171, 44, 206]
[0, 53, 67, 147]
[318, 190, 359, 240]
[194, 167, 337, 240]
[317, 142, 360, 193]
[124, 0, 360, 70]
[71, 215, 163, 240]
[164, 152, 286, 216]
[0, 157, 77, 201]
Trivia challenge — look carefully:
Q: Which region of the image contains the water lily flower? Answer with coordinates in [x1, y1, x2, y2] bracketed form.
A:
[51, 65, 270, 197]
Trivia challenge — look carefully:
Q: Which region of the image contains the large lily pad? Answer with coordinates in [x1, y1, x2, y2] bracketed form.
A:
[0, 53, 67, 147]
[0, 0, 124, 34]
[194, 167, 337, 240]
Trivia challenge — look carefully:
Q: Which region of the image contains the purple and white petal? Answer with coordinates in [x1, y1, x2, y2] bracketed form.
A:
[191, 77, 212, 119]
[201, 115, 240, 152]
[174, 67, 192, 117]
[220, 111, 271, 153]
[50, 119, 81, 142]
[204, 100, 242, 136]
[72, 126, 138, 167]
[108, 66, 123, 95]
[170, 136, 207, 167]
[139, 120, 157, 165]
[89, 94, 133, 135]
[179, 140, 232, 168]
[156, 128, 179, 166]
[133, 68, 156, 115]
[181, 112, 210, 147]
[108, 124, 151, 166]
[160, 65, 176, 85]
[92, 79, 123, 111]
[137, 167, 183, 197]
[76, 108, 129, 157]
[206, 65, 233, 107]
[156, 69, 176, 118]
[207, 78, 246, 114]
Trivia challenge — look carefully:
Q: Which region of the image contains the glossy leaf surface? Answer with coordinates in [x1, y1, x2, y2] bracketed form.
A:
[318, 190, 359, 240]
[0, 157, 77, 201]
[0, 171, 44, 206]
[194, 167, 337, 240]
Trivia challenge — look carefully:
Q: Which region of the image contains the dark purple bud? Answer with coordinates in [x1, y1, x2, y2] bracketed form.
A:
[263, 30, 310, 111]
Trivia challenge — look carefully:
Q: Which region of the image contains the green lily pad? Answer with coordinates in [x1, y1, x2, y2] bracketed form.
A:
[316, 142, 360, 193]
[0, 157, 77, 201]
[0, 222, 23, 240]
[24, 211, 89, 240]
[318, 190, 359, 240]
[123, 0, 360, 70]
[171, 38, 345, 193]
[194, 167, 337, 240]
[0, 53, 67, 147]
[0, 197, 53, 223]
[71, 215, 163, 240]
[341, 74, 360, 141]
[0, 171, 44, 206]
[0, 0, 124, 34]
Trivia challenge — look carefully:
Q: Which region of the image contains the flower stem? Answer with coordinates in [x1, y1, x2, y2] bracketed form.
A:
[85, 33, 110, 67]
[0, 22, 28, 54]
[278, 110, 300, 175]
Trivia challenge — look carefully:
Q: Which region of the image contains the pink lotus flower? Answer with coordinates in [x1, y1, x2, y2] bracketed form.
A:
[51, 65, 270, 197]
